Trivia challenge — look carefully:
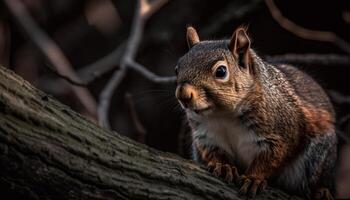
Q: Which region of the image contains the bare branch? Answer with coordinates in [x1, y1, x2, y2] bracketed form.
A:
[49, 67, 88, 87]
[265, 0, 350, 54]
[98, 68, 127, 128]
[4, 0, 97, 119]
[79, 0, 259, 85]
[77, 40, 176, 85]
[128, 60, 176, 83]
[98, 0, 170, 128]
[265, 54, 350, 66]
[79, 52, 349, 87]
[77, 42, 126, 84]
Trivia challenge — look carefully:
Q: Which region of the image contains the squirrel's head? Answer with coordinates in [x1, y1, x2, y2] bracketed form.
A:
[175, 26, 258, 117]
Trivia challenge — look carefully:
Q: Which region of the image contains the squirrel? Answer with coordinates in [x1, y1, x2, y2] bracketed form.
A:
[175, 26, 337, 200]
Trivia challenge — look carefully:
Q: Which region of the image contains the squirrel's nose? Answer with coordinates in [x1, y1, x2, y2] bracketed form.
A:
[175, 83, 195, 108]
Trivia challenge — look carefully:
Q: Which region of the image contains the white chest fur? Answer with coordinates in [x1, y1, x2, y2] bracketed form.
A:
[191, 113, 307, 191]
[192, 114, 264, 169]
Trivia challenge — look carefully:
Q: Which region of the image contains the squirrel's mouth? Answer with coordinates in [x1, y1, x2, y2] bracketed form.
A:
[192, 106, 212, 115]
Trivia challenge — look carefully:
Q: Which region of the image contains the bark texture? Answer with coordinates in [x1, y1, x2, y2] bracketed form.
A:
[0, 66, 302, 200]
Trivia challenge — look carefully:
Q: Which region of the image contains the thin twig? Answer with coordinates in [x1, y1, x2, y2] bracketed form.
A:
[128, 60, 176, 83]
[265, 0, 350, 54]
[48, 65, 87, 86]
[98, 0, 170, 128]
[4, 0, 97, 119]
[78, 52, 349, 87]
[125, 93, 147, 143]
[98, 68, 127, 128]
[76, 0, 171, 85]
[265, 54, 350, 66]
[98, 0, 144, 128]
[77, 42, 126, 84]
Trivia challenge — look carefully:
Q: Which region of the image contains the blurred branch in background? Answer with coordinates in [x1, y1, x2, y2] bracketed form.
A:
[265, 54, 350, 66]
[128, 60, 176, 83]
[98, 0, 176, 129]
[265, 0, 350, 55]
[78, 52, 350, 87]
[3, 0, 97, 119]
[77, 42, 126, 84]
[76, 0, 172, 86]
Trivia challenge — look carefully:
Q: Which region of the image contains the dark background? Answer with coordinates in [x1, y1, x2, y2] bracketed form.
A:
[1, 0, 349, 197]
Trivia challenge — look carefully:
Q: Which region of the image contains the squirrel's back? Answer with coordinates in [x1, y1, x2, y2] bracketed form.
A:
[276, 64, 334, 115]
[261, 63, 337, 196]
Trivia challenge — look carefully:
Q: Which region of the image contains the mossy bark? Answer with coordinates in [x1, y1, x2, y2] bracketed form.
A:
[0, 66, 302, 200]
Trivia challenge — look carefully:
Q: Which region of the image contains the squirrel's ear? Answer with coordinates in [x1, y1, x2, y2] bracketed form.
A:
[186, 26, 200, 48]
[229, 27, 251, 71]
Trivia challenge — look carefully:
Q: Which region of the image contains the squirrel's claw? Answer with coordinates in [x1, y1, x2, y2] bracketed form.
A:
[238, 175, 267, 197]
[223, 164, 239, 183]
[207, 162, 239, 183]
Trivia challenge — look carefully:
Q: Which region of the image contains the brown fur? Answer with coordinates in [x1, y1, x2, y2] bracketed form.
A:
[175, 26, 337, 199]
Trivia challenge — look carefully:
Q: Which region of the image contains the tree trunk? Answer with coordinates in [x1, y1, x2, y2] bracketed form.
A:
[0, 66, 302, 200]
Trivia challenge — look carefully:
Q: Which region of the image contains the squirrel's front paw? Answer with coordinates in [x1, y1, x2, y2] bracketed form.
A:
[238, 175, 267, 197]
[207, 162, 239, 183]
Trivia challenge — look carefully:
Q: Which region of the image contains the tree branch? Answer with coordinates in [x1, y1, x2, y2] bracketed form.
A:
[4, 0, 97, 119]
[265, 54, 350, 66]
[0, 65, 303, 200]
[77, 42, 126, 84]
[76, 52, 349, 88]
[265, 0, 350, 54]
[98, 0, 173, 129]
[128, 60, 176, 83]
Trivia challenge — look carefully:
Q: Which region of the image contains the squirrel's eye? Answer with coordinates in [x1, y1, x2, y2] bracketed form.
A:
[215, 65, 227, 79]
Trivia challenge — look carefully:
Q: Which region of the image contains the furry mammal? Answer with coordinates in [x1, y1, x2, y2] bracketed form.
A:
[175, 26, 337, 199]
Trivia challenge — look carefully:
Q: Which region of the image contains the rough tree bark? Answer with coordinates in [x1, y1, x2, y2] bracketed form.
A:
[0, 66, 302, 200]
